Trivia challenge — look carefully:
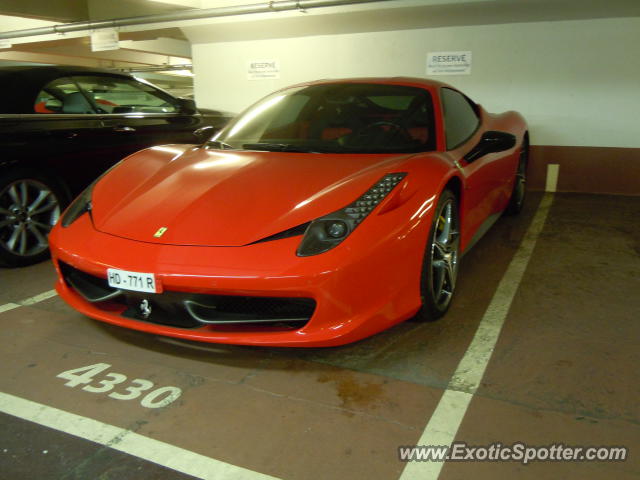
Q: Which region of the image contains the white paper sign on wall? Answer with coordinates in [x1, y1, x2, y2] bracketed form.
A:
[91, 29, 120, 52]
[427, 51, 472, 75]
[247, 60, 280, 80]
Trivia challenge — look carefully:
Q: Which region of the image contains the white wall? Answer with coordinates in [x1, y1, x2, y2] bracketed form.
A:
[191, 17, 640, 148]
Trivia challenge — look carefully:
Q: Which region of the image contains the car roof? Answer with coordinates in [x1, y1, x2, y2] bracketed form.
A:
[284, 76, 455, 90]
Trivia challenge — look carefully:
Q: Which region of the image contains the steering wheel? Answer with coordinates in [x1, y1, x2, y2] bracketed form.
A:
[355, 121, 412, 143]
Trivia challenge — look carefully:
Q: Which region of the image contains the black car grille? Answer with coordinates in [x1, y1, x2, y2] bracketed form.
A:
[58, 261, 315, 330]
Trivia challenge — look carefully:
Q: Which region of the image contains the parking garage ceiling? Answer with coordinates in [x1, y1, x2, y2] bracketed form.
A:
[0, 0, 639, 69]
[0, 0, 195, 68]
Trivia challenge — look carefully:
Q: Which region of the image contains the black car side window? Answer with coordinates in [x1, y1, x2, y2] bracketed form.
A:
[441, 88, 480, 150]
[34, 77, 96, 114]
[73, 76, 178, 114]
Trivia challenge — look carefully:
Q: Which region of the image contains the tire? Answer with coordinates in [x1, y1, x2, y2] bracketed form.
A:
[414, 189, 460, 321]
[0, 170, 66, 267]
[505, 137, 529, 215]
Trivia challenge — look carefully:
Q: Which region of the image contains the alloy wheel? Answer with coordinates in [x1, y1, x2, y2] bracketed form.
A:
[513, 143, 528, 208]
[429, 198, 460, 311]
[0, 179, 61, 257]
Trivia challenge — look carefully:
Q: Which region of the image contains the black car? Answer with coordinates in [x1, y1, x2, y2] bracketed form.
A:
[0, 65, 233, 267]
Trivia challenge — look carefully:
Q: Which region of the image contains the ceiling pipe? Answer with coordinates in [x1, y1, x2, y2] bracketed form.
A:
[117, 64, 193, 73]
[0, 0, 393, 40]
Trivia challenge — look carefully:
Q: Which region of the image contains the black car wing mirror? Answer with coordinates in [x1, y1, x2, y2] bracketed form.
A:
[177, 98, 198, 115]
[464, 130, 516, 163]
[193, 125, 215, 143]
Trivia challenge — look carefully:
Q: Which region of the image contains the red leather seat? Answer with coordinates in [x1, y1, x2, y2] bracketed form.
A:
[408, 127, 429, 143]
[321, 127, 352, 140]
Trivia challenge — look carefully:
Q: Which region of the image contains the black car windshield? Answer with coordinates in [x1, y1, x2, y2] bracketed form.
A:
[209, 83, 436, 154]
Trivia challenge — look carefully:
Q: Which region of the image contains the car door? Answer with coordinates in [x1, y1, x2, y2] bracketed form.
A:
[72, 75, 204, 160]
[440, 88, 507, 244]
[28, 76, 115, 194]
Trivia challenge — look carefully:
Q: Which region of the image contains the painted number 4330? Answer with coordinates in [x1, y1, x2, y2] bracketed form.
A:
[56, 363, 182, 409]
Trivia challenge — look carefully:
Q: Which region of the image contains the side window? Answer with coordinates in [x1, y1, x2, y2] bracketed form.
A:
[441, 88, 479, 150]
[73, 76, 178, 114]
[34, 77, 95, 114]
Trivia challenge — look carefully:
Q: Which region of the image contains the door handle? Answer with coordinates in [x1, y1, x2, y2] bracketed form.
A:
[113, 126, 136, 132]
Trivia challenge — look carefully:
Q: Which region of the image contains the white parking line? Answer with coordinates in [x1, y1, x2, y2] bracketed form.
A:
[0, 392, 281, 480]
[0, 303, 21, 314]
[0, 289, 58, 314]
[545, 164, 560, 192]
[400, 193, 555, 480]
[18, 289, 58, 306]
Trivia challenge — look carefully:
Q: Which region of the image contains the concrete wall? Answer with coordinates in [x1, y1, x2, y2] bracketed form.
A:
[191, 16, 640, 149]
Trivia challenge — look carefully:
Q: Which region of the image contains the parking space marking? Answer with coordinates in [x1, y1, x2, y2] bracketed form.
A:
[56, 363, 183, 408]
[0, 391, 281, 480]
[18, 289, 58, 306]
[545, 164, 560, 192]
[0, 289, 57, 314]
[0, 303, 21, 314]
[400, 193, 555, 480]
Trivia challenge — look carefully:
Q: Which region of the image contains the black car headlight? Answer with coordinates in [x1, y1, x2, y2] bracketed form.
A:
[297, 173, 407, 257]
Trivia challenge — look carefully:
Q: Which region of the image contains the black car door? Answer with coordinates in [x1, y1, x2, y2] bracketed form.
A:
[72, 75, 204, 160]
[25, 76, 117, 194]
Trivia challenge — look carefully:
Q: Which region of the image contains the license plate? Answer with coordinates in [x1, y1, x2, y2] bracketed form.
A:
[107, 268, 158, 293]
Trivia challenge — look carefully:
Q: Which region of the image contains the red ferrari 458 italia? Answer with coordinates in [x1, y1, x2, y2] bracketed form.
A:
[49, 77, 528, 347]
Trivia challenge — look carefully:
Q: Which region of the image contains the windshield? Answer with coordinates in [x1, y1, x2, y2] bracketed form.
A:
[209, 83, 436, 154]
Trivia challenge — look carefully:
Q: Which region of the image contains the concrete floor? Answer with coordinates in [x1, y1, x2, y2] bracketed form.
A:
[0, 192, 638, 479]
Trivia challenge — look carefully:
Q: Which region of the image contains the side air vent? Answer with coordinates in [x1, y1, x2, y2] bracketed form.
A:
[248, 222, 310, 245]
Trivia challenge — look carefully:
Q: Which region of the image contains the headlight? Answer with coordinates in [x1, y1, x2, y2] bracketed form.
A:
[61, 162, 122, 228]
[61, 182, 95, 228]
[297, 173, 406, 256]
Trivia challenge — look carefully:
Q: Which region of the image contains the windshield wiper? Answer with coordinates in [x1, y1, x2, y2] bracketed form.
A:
[241, 142, 322, 153]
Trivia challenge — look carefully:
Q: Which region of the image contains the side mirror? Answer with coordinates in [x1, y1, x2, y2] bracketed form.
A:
[193, 125, 215, 143]
[464, 130, 516, 163]
[177, 98, 197, 115]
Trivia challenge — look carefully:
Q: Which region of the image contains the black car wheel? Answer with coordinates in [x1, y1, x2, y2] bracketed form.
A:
[505, 138, 529, 215]
[0, 172, 64, 267]
[415, 189, 460, 321]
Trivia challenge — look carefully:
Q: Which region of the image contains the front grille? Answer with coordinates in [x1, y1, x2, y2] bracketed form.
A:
[59, 261, 121, 302]
[58, 261, 315, 330]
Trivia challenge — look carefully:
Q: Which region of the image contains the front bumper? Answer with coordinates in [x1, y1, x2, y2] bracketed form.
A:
[49, 208, 429, 347]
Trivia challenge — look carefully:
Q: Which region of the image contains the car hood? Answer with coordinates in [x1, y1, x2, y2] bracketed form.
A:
[91, 145, 414, 247]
